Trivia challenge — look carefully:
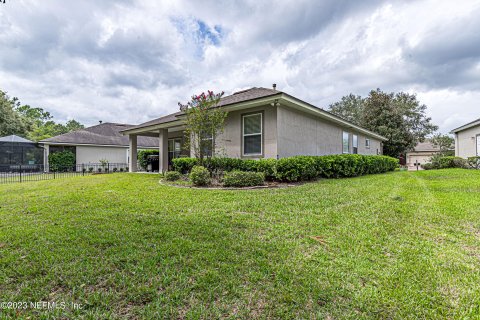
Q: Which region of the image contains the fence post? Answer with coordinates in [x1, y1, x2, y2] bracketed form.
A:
[82, 164, 85, 176]
[19, 164, 22, 183]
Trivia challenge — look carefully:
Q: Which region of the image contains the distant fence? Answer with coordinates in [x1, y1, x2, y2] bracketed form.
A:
[0, 163, 128, 184]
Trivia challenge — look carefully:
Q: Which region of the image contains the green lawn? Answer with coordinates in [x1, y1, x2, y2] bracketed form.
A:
[1, 169, 479, 319]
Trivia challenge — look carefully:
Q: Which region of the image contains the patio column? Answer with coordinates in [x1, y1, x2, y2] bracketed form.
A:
[129, 134, 137, 172]
[159, 129, 168, 173]
[44, 144, 49, 172]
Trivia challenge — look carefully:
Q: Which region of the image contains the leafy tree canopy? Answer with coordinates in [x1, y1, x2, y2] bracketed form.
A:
[431, 133, 454, 156]
[328, 89, 438, 158]
[0, 89, 84, 141]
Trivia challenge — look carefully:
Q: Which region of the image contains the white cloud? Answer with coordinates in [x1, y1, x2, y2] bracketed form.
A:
[0, 0, 479, 134]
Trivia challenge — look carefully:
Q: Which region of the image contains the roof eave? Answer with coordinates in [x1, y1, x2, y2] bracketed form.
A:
[450, 119, 480, 133]
[279, 94, 388, 141]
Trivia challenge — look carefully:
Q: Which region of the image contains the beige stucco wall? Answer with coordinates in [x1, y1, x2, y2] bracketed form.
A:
[455, 125, 480, 158]
[276, 106, 382, 158]
[76, 146, 128, 165]
[405, 151, 436, 167]
[216, 105, 278, 159]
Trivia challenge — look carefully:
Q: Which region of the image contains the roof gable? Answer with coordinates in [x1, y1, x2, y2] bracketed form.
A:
[40, 123, 158, 147]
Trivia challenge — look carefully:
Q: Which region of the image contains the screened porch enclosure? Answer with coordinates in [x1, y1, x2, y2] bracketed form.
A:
[0, 135, 44, 172]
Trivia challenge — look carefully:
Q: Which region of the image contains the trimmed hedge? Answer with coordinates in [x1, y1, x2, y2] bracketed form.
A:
[172, 157, 198, 174]
[223, 171, 265, 187]
[424, 155, 467, 170]
[174, 155, 398, 182]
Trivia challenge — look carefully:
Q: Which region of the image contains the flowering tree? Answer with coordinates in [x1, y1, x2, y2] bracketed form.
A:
[178, 91, 226, 163]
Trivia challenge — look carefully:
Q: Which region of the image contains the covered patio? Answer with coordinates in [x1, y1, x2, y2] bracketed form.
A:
[121, 115, 189, 172]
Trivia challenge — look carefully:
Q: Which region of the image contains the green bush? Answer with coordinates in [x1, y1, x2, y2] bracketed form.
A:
[176, 155, 398, 183]
[422, 163, 434, 170]
[164, 171, 181, 181]
[429, 155, 467, 169]
[172, 157, 198, 174]
[467, 156, 480, 169]
[223, 171, 265, 187]
[189, 166, 210, 186]
[275, 154, 398, 181]
[48, 151, 75, 172]
[137, 150, 159, 170]
[201, 157, 277, 180]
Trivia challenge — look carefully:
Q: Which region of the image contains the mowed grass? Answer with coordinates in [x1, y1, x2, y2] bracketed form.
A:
[0, 169, 479, 319]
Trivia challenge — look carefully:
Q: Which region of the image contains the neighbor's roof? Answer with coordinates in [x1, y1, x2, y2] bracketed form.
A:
[0, 135, 34, 143]
[121, 87, 386, 140]
[39, 123, 158, 147]
[450, 117, 480, 133]
[408, 140, 453, 153]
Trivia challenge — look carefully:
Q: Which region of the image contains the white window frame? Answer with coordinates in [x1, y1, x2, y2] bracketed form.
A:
[342, 131, 350, 154]
[352, 134, 358, 154]
[365, 138, 370, 149]
[242, 113, 263, 156]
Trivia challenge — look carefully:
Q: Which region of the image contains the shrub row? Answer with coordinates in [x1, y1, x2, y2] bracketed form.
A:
[173, 154, 398, 182]
[223, 171, 265, 187]
[423, 156, 467, 170]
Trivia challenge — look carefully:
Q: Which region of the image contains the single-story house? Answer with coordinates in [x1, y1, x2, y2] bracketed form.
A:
[451, 118, 480, 158]
[39, 122, 158, 168]
[121, 86, 387, 172]
[405, 140, 449, 169]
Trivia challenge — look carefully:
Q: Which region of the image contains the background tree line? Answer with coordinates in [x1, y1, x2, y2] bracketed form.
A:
[0, 90, 84, 141]
[328, 89, 452, 158]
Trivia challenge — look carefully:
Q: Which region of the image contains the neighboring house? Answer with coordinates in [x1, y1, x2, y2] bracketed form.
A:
[39, 123, 158, 168]
[451, 118, 480, 158]
[0, 135, 43, 171]
[405, 140, 449, 169]
[121, 86, 387, 172]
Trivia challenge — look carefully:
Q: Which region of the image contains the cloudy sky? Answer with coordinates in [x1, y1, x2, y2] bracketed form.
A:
[1, 0, 479, 133]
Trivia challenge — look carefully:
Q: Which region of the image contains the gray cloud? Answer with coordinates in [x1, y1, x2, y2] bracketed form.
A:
[0, 0, 480, 133]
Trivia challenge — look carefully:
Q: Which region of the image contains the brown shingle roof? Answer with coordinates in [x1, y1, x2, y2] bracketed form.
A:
[124, 87, 281, 131]
[40, 123, 158, 147]
[411, 140, 454, 152]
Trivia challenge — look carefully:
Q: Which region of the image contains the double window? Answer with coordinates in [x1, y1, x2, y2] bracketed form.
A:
[242, 113, 262, 156]
[342, 131, 350, 154]
[352, 134, 358, 154]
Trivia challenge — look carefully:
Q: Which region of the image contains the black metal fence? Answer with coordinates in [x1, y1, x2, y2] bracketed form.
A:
[0, 163, 128, 184]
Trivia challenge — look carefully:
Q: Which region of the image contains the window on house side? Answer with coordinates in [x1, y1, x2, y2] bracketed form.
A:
[243, 113, 262, 156]
[342, 131, 350, 154]
[353, 134, 358, 154]
[365, 138, 370, 148]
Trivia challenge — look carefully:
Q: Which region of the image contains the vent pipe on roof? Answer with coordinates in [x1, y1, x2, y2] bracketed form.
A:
[99, 120, 103, 124]
[272, 83, 277, 91]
